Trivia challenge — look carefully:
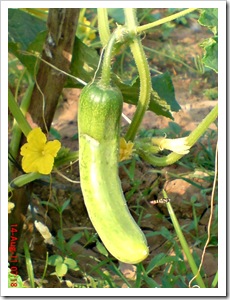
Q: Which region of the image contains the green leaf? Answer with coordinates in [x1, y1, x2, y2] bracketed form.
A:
[116, 71, 180, 119]
[142, 276, 160, 288]
[198, 9, 218, 73]
[67, 232, 82, 247]
[66, 37, 100, 88]
[96, 241, 108, 257]
[48, 254, 63, 266]
[60, 198, 71, 213]
[40, 201, 57, 210]
[200, 36, 218, 73]
[146, 253, 180, 274]
[8, 8, 46, 50]
[8, 31, 47, 74]
[55, 262, 68, 277]
[198, 8, 218, 35]
[63, 258, 77, 269]
[54, 146, 79, 168]
[151, 71, 181, 114]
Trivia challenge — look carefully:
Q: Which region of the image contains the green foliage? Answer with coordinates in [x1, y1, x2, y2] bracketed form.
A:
[96, 240, 109, 257]
[8, 9, 181, 119]
[48, 255, 79, 277]
[67, 37, 100, 87]
[24, 241, 35, 288]
[151, 72, 181, 116]
[54, 146, 79, 168]
[8, 267, 25, 288]
[8, 9, 46, 74]
[117, 72, 180, 119]
[203, 87, 218, 100]
[9, 32, 46, 75]
[198, 9, 218, 73]
[8, 9, 46, 50]
[198, 8, 218, 35]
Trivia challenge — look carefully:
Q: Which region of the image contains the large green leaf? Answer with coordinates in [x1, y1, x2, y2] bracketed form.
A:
[151, 72, 181, 113]
[116, 72, 180, 119]
[198, 8, 218, 73]
[8, 8, 46, 50]
[66, 37, 100, 87]
[9, 31, 47, 74]
[8, 8, 47, 75]
[198, 8, 218, 35]
[200, 36, 218, 73]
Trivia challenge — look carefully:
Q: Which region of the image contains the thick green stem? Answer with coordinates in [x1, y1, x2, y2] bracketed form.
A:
[9, 83, 34, 174]
[137, 104, 218, 166]
[97, 8, 110, 46]
[8, 89, 31, 137]
[137, 8, 198, 33]
[163, 190, 206, 288]
[124, 8, 151, 142]
[186, 104, 218, 147]
[8, 172, 43, 193]
[99, 32, 117, 88]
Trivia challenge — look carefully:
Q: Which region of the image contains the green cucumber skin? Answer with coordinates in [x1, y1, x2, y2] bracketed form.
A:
[78, 83, 149, 264]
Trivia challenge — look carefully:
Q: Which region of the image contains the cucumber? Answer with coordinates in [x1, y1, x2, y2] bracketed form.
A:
[78, 82, 149, 264]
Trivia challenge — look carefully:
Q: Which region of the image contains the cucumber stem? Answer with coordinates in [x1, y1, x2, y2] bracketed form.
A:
[97, 8, 110, 46]
[124, 8, 152, 142]
[137, 8, 198, 33]
[8, 172, 43, 192]
[99, 32, 117, 88]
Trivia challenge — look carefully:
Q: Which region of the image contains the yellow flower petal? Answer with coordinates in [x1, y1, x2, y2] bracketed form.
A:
[21, 152, 41, 173]
[37, 154, 55, 175]
[27, 127, 47, 149]
[8, 202, 15, 214]
[119, 137, 134, 162]
[20, 127, 61, 175]
[44, 140, 61, 157]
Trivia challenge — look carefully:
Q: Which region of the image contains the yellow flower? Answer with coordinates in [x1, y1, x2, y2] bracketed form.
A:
[20, 127, 61, 175]
[79, 17, 96, 40]
[119, 137, 134, 162]
[8, 202, 15, 214]
[152, 136, 190, 155]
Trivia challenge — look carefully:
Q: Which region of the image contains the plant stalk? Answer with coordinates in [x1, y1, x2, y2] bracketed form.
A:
[137, 8, 198, 33]
[8, 172, 44, 193]
[124, 8, 152, 142]
[99, 32, 117, 88]
[163, 190, 206, 288]
[97, 8, 110, 46]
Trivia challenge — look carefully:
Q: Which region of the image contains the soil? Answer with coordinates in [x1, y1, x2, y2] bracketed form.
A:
[13, 22, 218, 288]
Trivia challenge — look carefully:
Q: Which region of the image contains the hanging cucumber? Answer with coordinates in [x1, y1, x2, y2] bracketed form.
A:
[78, 81, 149, 263]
